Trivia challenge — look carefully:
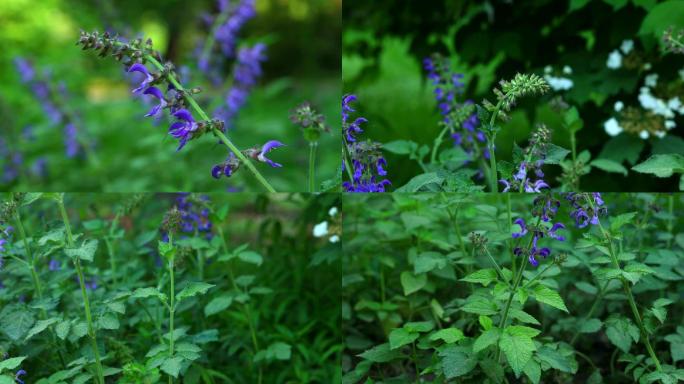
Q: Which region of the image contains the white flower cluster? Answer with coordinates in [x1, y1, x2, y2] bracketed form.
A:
[543, 65, 573, 91]
[606, 39, 634, 69]
[313, 207, 339, 243]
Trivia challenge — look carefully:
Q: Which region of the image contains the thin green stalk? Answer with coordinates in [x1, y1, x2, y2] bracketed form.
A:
[521, 262, 556, 289]
[666, 195, 674, 248]
[570, 130, 579, 190]
[168, 234, 176, 384]
[486, 100, 504, 193]
[58, 199, 105, 384]
[481, 246, 511, 289]
[412, 341, 420, 381]
[506, 194, 515, 276]
[342, 138, 355, 183]
[430, 124, 451, 164]
[570, 282, 608, 346]
[593, 218, 662, 372]
[143, 54, 276, 193]
[308, 141, 318, 193]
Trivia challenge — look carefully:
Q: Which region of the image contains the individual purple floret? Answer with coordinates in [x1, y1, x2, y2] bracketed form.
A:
[127, 63, 155, 93]
[342, 94, 391, 192]
[244, 140, 285, 168]
[211, 153, 240, 179]
[169, 109, 199, 151]
[565, 192, 607, 228]
[142, 86, 167, 117]
[512, 195, 566, 267]
[498, 125, 552, 192]
[15, 369, 27, 384]
[49, 259, 61, 271]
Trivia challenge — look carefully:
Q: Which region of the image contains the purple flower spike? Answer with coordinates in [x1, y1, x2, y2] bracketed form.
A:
[169, 109, 198, 151]
[143, 86, 167, 117]
[127, 63, 154, 93]
[512, 218, 528, 238]
[257, 140, 285, 168]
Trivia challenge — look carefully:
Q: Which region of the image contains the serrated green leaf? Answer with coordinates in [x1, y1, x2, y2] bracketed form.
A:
[591, 158, 628, 175]
[473, 328, 501, 353]
[533, 285, 569, 312]
[461, 299, 498, 315]
[204, 296, 233, 317]
[160, 357, 183, 378]
[25, 318, 59, 341]
[388, 328, 419, 350]
[632, 154, 684, 177]
[176, 282, 215, 302]
[460, 269, 498, 286]
[536, 346, 576, 373]
[357, 343, 402, 363]
[579, 318, 603, 333]
[499, 330, 536, 377]
[523, 358, 541, 384]
[237, 251, 263, 266]
[0, 356, 27, 373]
[395, 172, 445, 192]
[429, 328, 464, 344]
[55, 321, 70, 340]
[64, 239, 98, 262]
[413, 251, 447, 274]
[400, 271, 426, 296]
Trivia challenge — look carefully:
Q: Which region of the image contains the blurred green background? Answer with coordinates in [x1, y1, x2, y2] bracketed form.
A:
[0, 0, 341, 192]
[343, 0, 684, 191]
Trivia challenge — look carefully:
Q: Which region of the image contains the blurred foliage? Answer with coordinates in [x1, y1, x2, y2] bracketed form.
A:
[0, 0, 341, 192]
[343, 0, 684, 191]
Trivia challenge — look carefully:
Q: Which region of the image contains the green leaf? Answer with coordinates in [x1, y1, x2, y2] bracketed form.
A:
[0, 305, 36, 341]
[473, 328, 501, 353]
[413, 251, 447, 274]
[254, 342, 292, 362]
[543, 144, 570, 165]
[237, 251, 263, 266]
[460, 269, 498, 286]
[132, 287, 167, 302]
[499, 330, 536, 377]
[536, 346, 576, 373]
[38, 227, 65, 245]
[395, 172, 444, 192]
[204, 296, 233, 317]
[64, 239, 98, 262]
[400, 271, 426, 296]
[25, 318, 59, 341]
[600, 134, 645, 165]
[606, 317, 640, 353]
[383, 140, 417, 155]
[632, 154, 684, 178]
[479, 316, 493, 330]
[523, 358, 541, 384]
[532, 285, 569, 312]
[569, 0, 591, 11]
[461, 299, 498, 316]
[579, 318, 603, 333]
[440, 346, 477, 379]
[176, 282, 215, 302]
[610, 212, 638, 232]
[0, 356, 27, 373]
[388, 328, 419, 350]
[591, 158, 628, 175]
[403, 321, 434, 333]
[98, 313, 120, 330]
[56, 320, 71, 340]
[506, 325, 541, 338]
[429, 328, 464, 344]
[638, 0, 684, 43]
[593, 268, 622, 281]
[357, 343, 402, 363]
[160, 357, 183, 378]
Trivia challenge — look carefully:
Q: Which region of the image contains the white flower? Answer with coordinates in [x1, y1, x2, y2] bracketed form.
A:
[544, 75, 573, 91]
[665, 120, 676, 130]
[644, 73, 658, 88]
[328, 207, 338, 217]
[544, 65, 552, 74]
[562, 65, 572, 75]
[639, 130, 650, 140]
[604, 118, 623, 136]
[639, 89, 675, 118]
[313, 221, 328, 237]
[654, 131, 666, 138]
[607, 50, 622, 69]
[329, 235, 340, 243]
[614, 101, 624, 112]
[620, 39, 634, 54]
[667, 97, 681, 111]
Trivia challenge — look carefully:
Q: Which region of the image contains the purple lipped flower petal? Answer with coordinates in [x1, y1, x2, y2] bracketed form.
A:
[257, 140, 285, 168]
[127, 63, 154, 93]
[512, 218, 528, 238]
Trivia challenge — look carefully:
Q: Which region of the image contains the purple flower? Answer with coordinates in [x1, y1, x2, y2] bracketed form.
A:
[548, 223, 566, 241]
[169, 109, 198, 151]
[142, 86, 167, 117]
[15, 369, 26, 384]
[64, 123, 80, 158]
[514, 162, 527, 181]
[512, 218, 528, 238]
[49, 259, 61, 271]
[127, 63, 154, 93]
[14, 58, 35, 83]
[499, 179, 511, 192]
[211, 153, 240, 179]
[566, 193, 606, 228]
[376, 158, 387, 176]
[256, 140, 285, 168]
[215, 0, 256, 57]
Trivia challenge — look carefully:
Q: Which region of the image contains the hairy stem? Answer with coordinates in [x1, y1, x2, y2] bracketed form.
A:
[144, 54, 276, 193]
[486, 99, 504, 193]
[58, 199, 104, 384]
[168, 234, 176, 384]
[309, 141, 318, 193]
